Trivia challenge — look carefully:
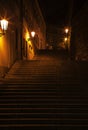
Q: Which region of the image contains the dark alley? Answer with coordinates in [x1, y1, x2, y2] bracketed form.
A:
[0, 0, 88, 129]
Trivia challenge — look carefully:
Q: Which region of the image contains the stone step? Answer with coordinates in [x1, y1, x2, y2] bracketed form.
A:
[1, 52, 88, 129]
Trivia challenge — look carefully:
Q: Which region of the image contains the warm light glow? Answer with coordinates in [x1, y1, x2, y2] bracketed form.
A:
[64, 37, 68, 42]
[0, 36, 9, 66]
[31, 31, 35, 38]
[25, 32, 30, 41]
[65, 28, 69, 33]
[27, 41, 34, 59]
[0, 19, 8, 30]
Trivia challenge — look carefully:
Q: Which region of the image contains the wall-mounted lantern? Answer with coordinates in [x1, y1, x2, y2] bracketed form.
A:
[27, 31, 35, 41]
[31, 31, 35, 38]
[0, 19, 8, 37]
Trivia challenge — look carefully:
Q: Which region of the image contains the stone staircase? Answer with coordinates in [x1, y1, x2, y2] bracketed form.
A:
[0, 52, 88, 129]
[4, 59, 57, 84]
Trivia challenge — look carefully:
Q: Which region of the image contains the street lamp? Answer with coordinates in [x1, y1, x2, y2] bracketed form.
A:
[64, 37, 68, 42]
[26, 31, 36, 42]
[31, 31, 35, 38]
[64, 37, 68, 50]
[0, 19, 8, 37]
[65, 28, 69, 34]
[64, 28, 69, 50]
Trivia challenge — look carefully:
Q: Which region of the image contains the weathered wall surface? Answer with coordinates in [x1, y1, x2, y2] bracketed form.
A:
[71, 1, 88, 60]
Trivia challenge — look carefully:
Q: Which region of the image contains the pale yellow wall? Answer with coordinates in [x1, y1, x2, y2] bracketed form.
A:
[23, 19, 35, 60]
[27, 41, 34, 60]
[0, 34, 9, 67]
[0, 30, 17, 68]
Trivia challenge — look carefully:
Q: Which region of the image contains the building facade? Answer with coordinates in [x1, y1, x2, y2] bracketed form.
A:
[22, 0, 46, 60]
[70, 1, 88, 60]
[0, 0, 46, 76]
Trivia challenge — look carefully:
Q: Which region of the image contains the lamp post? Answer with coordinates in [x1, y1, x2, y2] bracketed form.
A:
[65, 28, 69, 34]
[64, 28, 69, 50]
[64, 37, 68, 50]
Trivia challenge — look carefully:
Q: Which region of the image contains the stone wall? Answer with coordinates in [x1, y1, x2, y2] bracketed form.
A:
[71, 1, 88, 60]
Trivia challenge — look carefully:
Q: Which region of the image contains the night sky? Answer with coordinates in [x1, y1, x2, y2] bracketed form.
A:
[38, 0, 86, 26]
